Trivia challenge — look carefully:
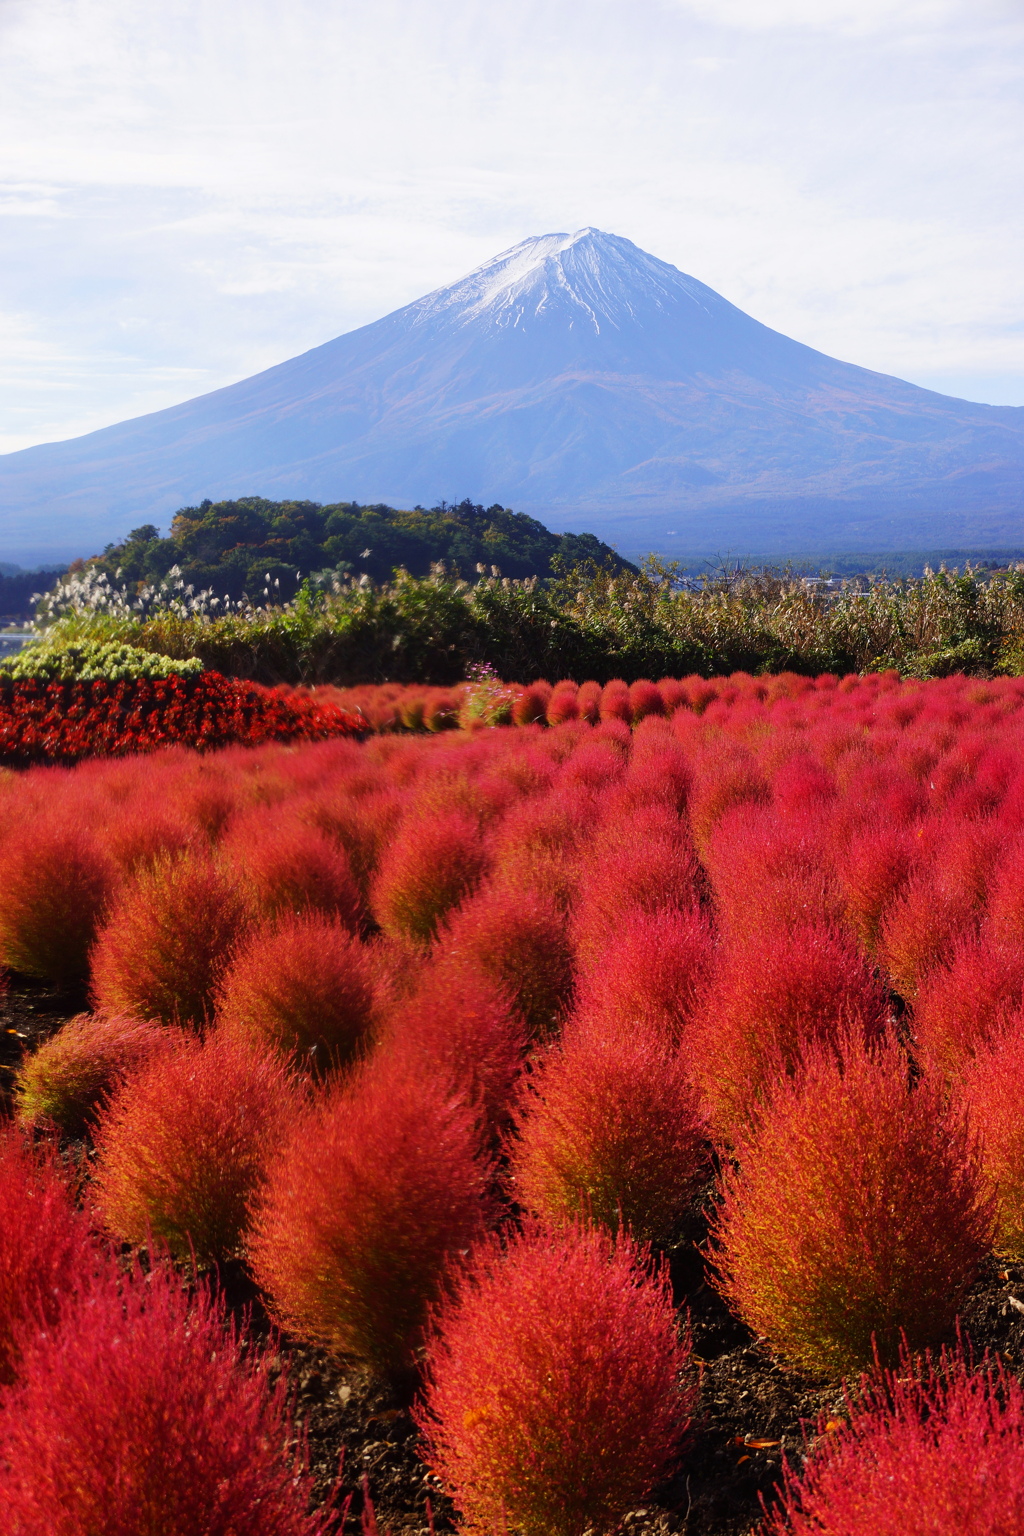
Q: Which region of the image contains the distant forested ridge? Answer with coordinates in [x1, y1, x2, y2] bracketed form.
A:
[0, 565, 67, 624]
[85, 497, 635, 600]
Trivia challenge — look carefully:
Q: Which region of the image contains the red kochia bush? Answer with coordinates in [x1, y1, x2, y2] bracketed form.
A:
[381, 964, 526, 1134]
[692, 923, 888, 1141]
[93, 1031, 299, 1265]
[877, 873, 978, 1000]
[713, 1038, 992, 1374]
[0, 1257, 332, 1536]
[438, 883, 574, 1038]
[216, 913, 377, 1074]
[686, 749, 768, 856]
[224, 813, 364, 930]
[305, 784, 402, 898]
[511, 681, 552, 726]
[104, 799, 194, 875]
[571, 806, 701, 964]
[0, 818, 114, 986]
[962, 1028, 1024, 1261]
[627, 679, 665, 721]
[249, 1054, 494, 1375]
[835, 822, 920, 953]
[599, 678, 631, 723]
[573, 905, 715, 1047]
[15, 1012, 172, 1136]
[703, 807, 840, 938]
[512, 1022, 709, 1241]
[763, 1345, 1024, 1536]
[915, 936, 1024, 1080]
[417, 1222, 695, 1536]
[576, 679, 602, 723]
[0, 1129, 108, 1385]
[90, 851, 248, 1026]
[545, 682, 579, 725]
[370, 810, 490, 944]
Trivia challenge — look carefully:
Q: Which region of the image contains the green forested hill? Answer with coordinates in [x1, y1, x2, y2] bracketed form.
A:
[85, 497, 634, 600]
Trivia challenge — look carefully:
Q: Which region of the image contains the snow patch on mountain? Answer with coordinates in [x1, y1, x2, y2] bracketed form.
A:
[411, 228, 723, 335]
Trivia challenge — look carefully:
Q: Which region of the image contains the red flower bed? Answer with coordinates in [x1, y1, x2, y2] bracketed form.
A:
[0, 672, 364, 764]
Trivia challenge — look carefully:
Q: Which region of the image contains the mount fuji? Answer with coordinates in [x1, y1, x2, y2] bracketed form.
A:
[2, 227, 1023, 563]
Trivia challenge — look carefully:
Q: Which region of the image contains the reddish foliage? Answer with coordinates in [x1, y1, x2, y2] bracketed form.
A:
[417, 1222, 696, 1536]
[914, 936, 1024, 1080]
[217, 913, 378, 1074]
[305, 785, 403, 898]
[249, 1053, 494, 1375]
[93, 1030, 299, 1264]
[0, 671, 363, 765]
[490, 784, 596, 909]
[370, 810, 490, 944]
[573, 904, 715, 1048]
[599, 678, 632, 723]
[712, 1037, 992, 1374]
[932, 815, 1003, 908]
[962, 1026, 1024, 1261]
[545, 682, 580, 725]
[572, 806, 701, 964]
[0, 817, 114, 986]
[223, 811, 364, 930]
[835, 822, 921, 952]
[576, 679, 602, 723]
[15, 1011, 172, 1136]
[983, 835, 1024, 942]
[687, 749, 769, 855]
[877, 873, 979, 1000]
[379, 962, 526, 1134]
[704, 806, 840, 937]
[510, 682, 552, 726]
[511, 1021, 709, 1240]
[0, 1256, 333, 1535]
[618, 737, 692, 812]
[104, 799, 194, 874]
[691, 924, 888, 1140]
[90, 851, 248, 1026]
[0, 1128, 109, 1385]
[438, 882, 574, 1038]
[763, 1345, 1024, 1536]
[627, 679, 665, 721]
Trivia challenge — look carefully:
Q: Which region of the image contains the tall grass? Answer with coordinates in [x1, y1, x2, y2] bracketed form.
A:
[34, 558, 1024, 686]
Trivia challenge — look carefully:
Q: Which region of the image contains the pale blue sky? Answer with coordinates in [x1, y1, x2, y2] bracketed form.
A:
[0, 0, 1021, 454]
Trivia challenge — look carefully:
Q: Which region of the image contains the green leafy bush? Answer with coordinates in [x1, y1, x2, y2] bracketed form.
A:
[1, 638, 203, 682]
[29, 557, 1024, 686]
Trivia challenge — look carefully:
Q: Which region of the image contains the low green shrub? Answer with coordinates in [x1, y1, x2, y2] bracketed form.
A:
[1, 637, 202, 682]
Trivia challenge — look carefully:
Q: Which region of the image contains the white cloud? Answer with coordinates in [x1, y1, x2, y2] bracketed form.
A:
[666, 0, 1010, 37]
[0, 0, 1021, 450]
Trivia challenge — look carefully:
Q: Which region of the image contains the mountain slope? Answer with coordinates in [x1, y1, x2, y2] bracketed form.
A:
[1, 228, 1022, 561]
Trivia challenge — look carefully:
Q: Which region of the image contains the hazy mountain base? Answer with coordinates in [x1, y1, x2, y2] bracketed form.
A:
[38, 560, 1024, 687]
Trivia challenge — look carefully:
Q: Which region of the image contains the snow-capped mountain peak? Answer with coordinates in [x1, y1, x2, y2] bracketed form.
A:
[1, 227, 1021, 564]
[411, 227, 722, 335]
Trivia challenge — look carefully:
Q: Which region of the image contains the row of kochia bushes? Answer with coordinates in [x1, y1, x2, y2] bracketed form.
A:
[3, 671, 1024, 1529]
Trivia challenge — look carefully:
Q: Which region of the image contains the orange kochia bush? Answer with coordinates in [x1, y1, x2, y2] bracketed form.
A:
[712, 1037, 992, 1374]
[417, 1222, 696, 1536]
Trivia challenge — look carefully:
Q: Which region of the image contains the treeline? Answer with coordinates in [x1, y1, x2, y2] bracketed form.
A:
[85, 497, 635, 600]
[40, 559, 1024, 687]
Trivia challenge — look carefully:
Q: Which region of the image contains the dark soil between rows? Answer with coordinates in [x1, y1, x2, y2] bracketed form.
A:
[5, 974, 1024, 1536]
